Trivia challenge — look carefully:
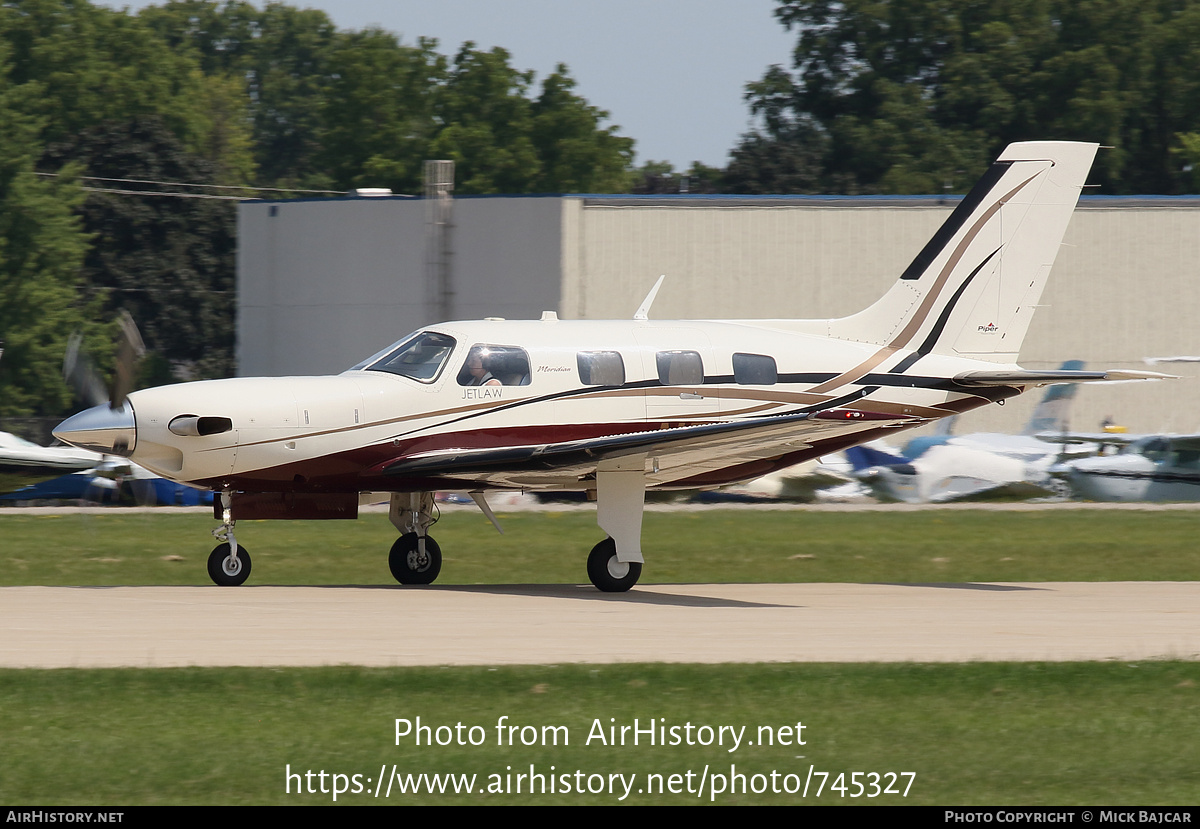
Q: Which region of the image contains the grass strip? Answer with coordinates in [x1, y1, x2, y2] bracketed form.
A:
[1, 508, 1198, 586]
[1, 662, 1197, 805]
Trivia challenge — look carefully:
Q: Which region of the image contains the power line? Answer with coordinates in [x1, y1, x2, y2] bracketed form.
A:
[80, 186, 245, 200]
[29, 171, 344, 196]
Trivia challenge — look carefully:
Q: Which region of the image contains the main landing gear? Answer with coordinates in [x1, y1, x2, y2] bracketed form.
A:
[389, 533, 442, 584]
[585, 459, 647, 593]
[200, 468, 650, 592]
[384, 480, 647, 592]
[208, 490, 251, 586]
[587, 538, 642, 592]
[388, 492, 442, 585]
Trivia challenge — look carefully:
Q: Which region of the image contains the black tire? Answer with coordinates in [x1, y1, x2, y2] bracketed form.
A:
[207, 543, 251, 586]
[586, 537, 641, 592]
[389, 532, 442, 585]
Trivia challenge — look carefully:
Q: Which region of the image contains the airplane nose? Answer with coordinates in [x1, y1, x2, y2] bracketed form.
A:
[53, 402, 137, 457]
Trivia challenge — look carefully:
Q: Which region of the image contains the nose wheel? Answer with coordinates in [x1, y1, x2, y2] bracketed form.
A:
[208, 542, 251, 586]
[389, 533, 442, 584]
[207, 491, 251, 585]
[587, 538, 641, 592]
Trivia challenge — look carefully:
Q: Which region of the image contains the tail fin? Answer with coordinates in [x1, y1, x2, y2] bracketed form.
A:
[829, 141, 1098, 363]
[1021, 359, 1084, 434]
[844, 443, 912, 472]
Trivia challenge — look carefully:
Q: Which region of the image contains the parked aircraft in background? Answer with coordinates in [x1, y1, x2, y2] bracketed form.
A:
[53, 141, 1167, 590]
[847, 363, 1096, 502]
[694, 454, 863, 502]
[0, 430, 102, 495]
[0, 342, 104, 493]
[1044, 432, 1200, 502]
[0, 458, 214, 506]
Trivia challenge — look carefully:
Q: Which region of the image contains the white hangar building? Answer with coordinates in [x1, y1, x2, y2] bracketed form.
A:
[237, 192, 1200, 435]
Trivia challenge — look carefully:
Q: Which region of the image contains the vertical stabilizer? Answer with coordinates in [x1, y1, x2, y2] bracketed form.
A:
[828, 141, 1098, 363]
[1022, 360, 1084, 434]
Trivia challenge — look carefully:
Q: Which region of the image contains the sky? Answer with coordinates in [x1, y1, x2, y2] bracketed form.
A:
[98, 0, 796, 170]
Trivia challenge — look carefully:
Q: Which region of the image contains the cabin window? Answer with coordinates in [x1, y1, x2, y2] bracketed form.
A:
[457, 345, 531, 386]
[362, 331, 456, 382]
[656, 350, 703, 385]
[1175, 450, 1200, 469]
[733, 353, 777, 385]
[577, 351, 625, 386]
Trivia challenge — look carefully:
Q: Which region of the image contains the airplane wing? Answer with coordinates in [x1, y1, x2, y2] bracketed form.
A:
[954, 369, 1174, 387]
[1035, 431, 1140, 447]
[1036, 431, 1200, 451]
[383, 409, 923, 488]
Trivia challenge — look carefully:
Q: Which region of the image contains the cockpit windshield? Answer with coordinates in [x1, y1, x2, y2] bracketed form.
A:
[352, 331, 457, 382]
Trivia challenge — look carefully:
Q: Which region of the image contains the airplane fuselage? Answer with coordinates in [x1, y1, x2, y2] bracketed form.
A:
[106, 318, 1016, 496]
[1061, 453, 1200, 502]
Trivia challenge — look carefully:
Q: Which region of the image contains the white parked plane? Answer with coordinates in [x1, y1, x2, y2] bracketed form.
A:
[53, 141, 1167, 590]
[1043, 432, 1200, 502]
[848, 363, 1095, 503]
[0, 430, 102, 494]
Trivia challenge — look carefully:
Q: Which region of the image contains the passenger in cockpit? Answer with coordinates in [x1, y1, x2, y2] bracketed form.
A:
[465, 350, 502, 386]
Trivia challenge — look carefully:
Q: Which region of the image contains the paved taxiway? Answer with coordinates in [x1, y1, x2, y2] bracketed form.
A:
[3, 581, 1197, 668]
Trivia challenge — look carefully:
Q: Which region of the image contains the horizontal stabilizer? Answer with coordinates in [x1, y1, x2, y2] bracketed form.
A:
[954, 369, 1175, 387]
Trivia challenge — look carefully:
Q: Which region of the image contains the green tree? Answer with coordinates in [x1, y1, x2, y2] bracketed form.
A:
[528, 65, 633, 193]
[0, 48, 94, 416]
[40, 118, 237, 383]
[427, 43, 541, 194]
[1174, 132, 1200, 193]
[736, 0, 1200, 194]
[3, 1, 203, 144]
[629, 160, 721, 194]
[140, 0, 336, 189]
[318, 28, 444, 194]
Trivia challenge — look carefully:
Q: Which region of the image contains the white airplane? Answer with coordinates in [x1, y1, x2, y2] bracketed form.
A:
[848, 364, 1095, 503]
[1043, 432, 1200, 502]
[0, 342, 104, 493]
[53, 141, 1167, 590]
[0, 430, 103, 494]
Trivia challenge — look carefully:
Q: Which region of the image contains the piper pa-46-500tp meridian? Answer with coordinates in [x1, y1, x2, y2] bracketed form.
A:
[53, 141, 1167, 591]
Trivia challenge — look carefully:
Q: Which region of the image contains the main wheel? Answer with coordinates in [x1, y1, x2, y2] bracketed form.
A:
[389, 532, 442, 585]
[207, 543, 251, 586]
[586, 538, 641, 593]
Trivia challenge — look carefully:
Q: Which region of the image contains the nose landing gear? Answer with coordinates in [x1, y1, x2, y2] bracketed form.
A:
[208, 491, 251, 586]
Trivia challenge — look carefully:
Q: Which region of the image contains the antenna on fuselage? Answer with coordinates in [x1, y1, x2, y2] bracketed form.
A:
[634, 275, 666, 321]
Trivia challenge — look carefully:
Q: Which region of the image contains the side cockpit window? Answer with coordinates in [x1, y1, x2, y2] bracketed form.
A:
[733, 353, 777, 385]
[577, 351, 625, 386]
[656, 350, 703, 385]
[457, 345, 531, 387]
[362, 331, 456, 382]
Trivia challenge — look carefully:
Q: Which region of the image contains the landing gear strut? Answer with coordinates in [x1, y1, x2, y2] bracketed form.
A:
[208, 491, 251, 586]
[586, 460, 647, 592]
[388, 492, 441, 585]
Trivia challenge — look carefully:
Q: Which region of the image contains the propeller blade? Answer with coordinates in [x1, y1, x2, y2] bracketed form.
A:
[110, 311, 146, 410]
[63, 332, 109, 409]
